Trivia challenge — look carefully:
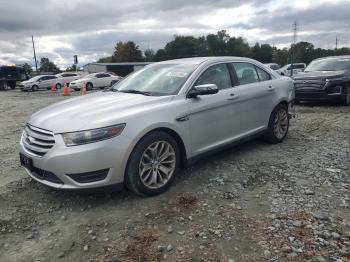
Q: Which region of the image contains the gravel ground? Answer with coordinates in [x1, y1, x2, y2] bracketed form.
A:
[0, 89, 349, 262]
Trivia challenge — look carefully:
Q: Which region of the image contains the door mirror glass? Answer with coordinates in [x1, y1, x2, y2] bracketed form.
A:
[188, 84, 219, 98]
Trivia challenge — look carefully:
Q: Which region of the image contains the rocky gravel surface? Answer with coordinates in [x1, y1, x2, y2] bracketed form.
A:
[0, 90, 349, 262]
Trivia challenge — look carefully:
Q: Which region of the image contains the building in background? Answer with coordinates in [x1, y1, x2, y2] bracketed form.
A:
[83, 62, 151, 77]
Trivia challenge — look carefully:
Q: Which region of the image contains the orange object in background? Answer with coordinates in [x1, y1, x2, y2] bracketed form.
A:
[51, 84, 57, 92]
[63, 83, 70, 96]
[82, 82, 87, 96]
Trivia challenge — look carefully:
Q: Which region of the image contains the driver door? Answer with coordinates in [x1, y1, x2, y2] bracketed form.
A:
[187, 63, 241, 155]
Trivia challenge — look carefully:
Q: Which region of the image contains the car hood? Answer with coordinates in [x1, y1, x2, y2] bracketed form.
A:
[28, 92, 173, 133]
[21, 80, 35, 85]
[293, 70, 346, 80]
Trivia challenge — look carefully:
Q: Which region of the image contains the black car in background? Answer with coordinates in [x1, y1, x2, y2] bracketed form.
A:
[293, 56, 350, 105]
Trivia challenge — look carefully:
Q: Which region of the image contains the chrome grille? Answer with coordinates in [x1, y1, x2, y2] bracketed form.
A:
[22, 125, 55, 157]
[294, 79, 326, 90]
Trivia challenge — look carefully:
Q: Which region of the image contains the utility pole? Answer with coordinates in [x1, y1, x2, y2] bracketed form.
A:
[335, 35, 338, 50]
[290, 21, 298, 77]
[31, 36, 38, 72]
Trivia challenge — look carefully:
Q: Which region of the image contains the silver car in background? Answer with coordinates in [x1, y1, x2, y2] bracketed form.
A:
[19, 57, 294, 196]
[19, 75, 61, 91]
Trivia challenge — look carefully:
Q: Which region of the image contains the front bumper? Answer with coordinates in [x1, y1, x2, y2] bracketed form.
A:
[295, 89, 342, 101]
[69, 82, 83, 90]
[19, 131, 133, 190]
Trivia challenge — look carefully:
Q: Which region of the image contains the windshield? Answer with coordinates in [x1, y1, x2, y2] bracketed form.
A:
[305, 58, 350, 72]
[113, 63, 197, 96]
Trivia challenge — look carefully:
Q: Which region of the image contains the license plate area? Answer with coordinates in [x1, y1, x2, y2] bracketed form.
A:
[20, 153, 33, 171]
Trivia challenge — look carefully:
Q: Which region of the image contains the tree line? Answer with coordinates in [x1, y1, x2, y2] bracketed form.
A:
[98, 30, 350, 66]
[20, 30, 350, 75]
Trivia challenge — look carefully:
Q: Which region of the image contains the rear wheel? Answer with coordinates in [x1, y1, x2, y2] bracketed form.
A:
[264, 104, 289, 144]
[339, 85, 350, 106]
[125, 131, 180, 196]
[31, 85, 39, 92]
[86, 82, 93, 90]
[56, 83, 62, 89]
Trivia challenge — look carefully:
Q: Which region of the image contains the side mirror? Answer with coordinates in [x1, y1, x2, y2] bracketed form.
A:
[280, 72, 285, 76]
[187, 84, 219, 98]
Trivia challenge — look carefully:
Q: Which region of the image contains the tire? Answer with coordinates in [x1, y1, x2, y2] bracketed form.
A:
[31, 85, 39, 92]
[9, 82, 16, 89]
[125, 131, 180, 196]
[86, 82, 93, 90]
[264, 104, 289, 144]
[56, 83, 62, 89]
[74, 88, 80, 92]
[339, 85, 350, 106]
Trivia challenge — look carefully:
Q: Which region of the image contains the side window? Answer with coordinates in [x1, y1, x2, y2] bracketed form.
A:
[256, 66, 271, 81]
[61, 74, 69, 77]
[96, 73, 109, 78]
[49, 76, 57, 80]
[232, 63, 259, 85]
[195, 64, 231, 90]
[41, 76, 49, 81]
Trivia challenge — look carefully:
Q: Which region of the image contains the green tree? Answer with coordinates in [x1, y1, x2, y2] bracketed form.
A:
[113, 41, 143, 62]
[154, 49, 167, 61]
[164, 35, 203, 59]
[65, 65, 78, 71]
[97, 56, 113, 63]
[293, 41, 314, 64]
[39, 57, 60, 73]
[22, 63, 33, 75]
[144, 49, 155, 62]
[251, 43, 274, 63]
[226, 37, 251, 57]
[206, 30, 230, 56]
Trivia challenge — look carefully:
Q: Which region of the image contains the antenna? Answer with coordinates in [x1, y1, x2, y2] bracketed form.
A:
[31, 36, 38, 72]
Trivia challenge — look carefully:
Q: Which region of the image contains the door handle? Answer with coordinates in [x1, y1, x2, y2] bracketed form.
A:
[268, 86, 275, 92]
[227, 93, 239, 101]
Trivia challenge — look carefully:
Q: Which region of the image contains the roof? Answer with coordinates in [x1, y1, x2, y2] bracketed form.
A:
[313, 55, 350, 61]
[157, 56, 257, 65]
[83, 62, 151, 67]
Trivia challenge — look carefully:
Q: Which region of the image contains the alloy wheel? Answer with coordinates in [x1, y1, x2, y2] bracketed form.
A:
[273, 108, 289, 140]
[139, 141, 176, 189]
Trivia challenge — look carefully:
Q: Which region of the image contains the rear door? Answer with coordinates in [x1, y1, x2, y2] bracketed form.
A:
[229, 62, 276, 135]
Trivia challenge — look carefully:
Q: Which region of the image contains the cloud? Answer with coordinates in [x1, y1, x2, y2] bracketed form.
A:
[0, 0, 349, 68]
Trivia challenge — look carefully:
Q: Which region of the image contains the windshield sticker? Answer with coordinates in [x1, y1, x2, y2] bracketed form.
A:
[166, 72, 189, 77]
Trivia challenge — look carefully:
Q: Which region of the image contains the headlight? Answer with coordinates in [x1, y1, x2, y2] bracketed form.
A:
[61, 124, 125, 147]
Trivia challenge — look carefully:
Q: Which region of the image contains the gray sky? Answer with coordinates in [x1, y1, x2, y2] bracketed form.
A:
[1, 0, 349, 68]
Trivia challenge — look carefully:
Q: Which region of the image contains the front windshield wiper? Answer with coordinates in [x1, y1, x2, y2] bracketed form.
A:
[118, 89, 152, 96]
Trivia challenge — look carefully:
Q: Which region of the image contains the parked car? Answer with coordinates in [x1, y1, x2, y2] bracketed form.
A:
[19, 57, 294, 196]
[264, 63, 281, 71]
[278, 63, 306, 76]
[293, 56, 350, 105]
[56, 72, 81, 86]
[18, 75, 60, 91]
[69, 72, 121, 91]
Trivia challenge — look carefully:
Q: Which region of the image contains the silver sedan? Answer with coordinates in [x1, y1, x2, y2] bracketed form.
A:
[19, 57, 294, 196]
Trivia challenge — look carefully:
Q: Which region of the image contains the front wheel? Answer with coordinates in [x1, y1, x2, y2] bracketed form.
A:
[339, 85, 350, 106]
[31, 85, 39, 92]
[264, 104, 289, 144]
[125, 131, 180, 196]
[86, 83, 93, 90]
